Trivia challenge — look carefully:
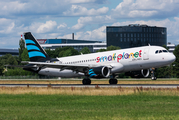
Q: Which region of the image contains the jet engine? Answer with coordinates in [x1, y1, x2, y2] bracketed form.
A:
[88, 66, 110, 78]
[141, 69, 150, 78]
[125, 69, 150, 78]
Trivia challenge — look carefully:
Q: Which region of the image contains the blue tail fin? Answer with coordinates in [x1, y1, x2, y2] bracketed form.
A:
[24, 32, 50, 62]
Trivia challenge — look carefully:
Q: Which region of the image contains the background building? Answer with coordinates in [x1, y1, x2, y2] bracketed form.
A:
[107, 24, 167, 49]
[37, 39, 106, 53]
[167, 43, 176, 52]
[0, 49, 19, 56]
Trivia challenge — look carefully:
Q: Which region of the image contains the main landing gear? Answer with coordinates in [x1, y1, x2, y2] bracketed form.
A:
[150, 68, 157, 80]
[82, 78, 91, 85]
[109, 78, 118, 84]
[109, 74, 118, 84]
[82, 76, 118, 85]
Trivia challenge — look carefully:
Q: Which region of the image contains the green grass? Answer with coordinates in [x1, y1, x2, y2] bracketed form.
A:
[0, 93, 179, 120]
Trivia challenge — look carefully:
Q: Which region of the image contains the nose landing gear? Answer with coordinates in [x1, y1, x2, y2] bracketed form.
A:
[150, 68, 157, 80]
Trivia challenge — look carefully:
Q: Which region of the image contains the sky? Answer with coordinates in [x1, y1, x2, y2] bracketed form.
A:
[1, 0, 179, 49]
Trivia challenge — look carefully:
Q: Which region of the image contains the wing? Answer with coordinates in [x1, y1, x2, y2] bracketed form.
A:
[22, 61, 111, 72]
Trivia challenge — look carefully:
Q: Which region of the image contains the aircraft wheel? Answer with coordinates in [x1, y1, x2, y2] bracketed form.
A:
[82, 78, 91, 85]
[109, 79, 118, 84]
[151, 77, 157, 80]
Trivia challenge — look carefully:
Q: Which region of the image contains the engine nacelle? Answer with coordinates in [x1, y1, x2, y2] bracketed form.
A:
[88, 66, 110, 78]
[141, 69, 150, 78]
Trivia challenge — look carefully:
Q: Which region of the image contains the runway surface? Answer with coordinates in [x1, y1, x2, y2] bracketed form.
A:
[0, 84, 179, 88]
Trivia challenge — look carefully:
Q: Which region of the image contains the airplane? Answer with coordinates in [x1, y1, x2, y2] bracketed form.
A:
[20, 32, 175, 85]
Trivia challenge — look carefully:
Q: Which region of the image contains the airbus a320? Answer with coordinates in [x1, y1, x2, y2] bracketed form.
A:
[19, 32, 176, 85]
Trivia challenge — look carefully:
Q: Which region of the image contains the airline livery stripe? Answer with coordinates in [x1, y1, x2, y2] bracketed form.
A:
[28, 51, 46, 58]
[27, 45, 40, 51]
[25, 39, 36, 45]
[89, 71, 95, 74]
[90, 74, 97, 77]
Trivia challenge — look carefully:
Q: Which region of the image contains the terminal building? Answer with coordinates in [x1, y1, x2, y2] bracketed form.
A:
[37, 38, 106, 53]
[106, 24, 167, 49]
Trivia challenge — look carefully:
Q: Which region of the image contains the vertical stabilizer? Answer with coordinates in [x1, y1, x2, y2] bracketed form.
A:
[24, 32, 50, 62]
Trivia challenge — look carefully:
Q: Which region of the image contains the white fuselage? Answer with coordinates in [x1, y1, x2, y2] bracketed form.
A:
[38, 46, 176, 77]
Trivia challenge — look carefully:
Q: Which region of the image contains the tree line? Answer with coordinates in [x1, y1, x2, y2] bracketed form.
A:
[0, 38, 179, 78]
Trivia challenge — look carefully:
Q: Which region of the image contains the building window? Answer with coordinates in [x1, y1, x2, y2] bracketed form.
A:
[131, 33, 133, 37]
[146, 28, 148, 32]
[149, 28, 151, 32]
[120, 38, 122, 42]
[154, 28, 156, 32]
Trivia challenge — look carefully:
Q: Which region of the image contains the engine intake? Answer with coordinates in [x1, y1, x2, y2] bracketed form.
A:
[88, 66, 110, 78]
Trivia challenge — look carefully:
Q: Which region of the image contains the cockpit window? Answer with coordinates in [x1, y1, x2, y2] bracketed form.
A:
[163, 50, 168, 53]
[155, 49, 169, 54]
[155, 50, 158, 54]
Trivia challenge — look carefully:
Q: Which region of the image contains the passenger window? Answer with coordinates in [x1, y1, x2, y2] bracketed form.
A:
[155, 50, 158, 54]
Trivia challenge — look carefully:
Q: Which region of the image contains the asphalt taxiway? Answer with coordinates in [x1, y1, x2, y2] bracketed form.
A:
[0, 84, 179, 88]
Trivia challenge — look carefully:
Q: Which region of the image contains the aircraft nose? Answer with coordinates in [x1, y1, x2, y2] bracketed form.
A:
[171, 54, 176, 62]
[169, 53, 176, 63]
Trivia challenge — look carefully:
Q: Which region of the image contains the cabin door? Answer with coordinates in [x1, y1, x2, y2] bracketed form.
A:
[143, 48, 149, 60]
